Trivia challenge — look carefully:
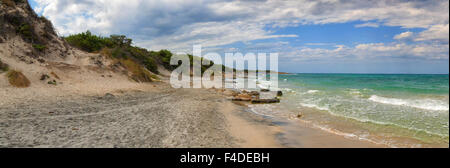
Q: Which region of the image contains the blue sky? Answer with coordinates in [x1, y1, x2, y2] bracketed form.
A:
[29, 0, 449, 74]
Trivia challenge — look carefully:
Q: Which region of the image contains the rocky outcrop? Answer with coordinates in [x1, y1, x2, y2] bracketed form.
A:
[230, 89, 282, 104]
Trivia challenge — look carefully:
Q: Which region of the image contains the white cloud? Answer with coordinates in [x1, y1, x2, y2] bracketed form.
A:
[280, 42, 449, 62]
[355, 22, 379, 28]
[415, 24, 449, 42]
[32, 0, 449, 63]
[394, 31, 414, 40]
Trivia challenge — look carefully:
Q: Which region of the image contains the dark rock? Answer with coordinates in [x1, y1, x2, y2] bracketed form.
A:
[261, 89, 270, 92]
[40, 74, 50, 80]
[232, 97, 251, 101]
[94, 60, 103, 66]
[276, 91, 283, 97]
[251, 98, 280, 104]
[249, 91, 260, 96]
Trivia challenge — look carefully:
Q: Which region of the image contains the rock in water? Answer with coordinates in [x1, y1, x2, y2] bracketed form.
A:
[232, 93, 252, 101]
[277, 91, 283, 97]
[251, 98, 280, 104]
[249, 91, 260, 96]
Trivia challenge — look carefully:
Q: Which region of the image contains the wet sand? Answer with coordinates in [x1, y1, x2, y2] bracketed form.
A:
[274, 119, 385, 148]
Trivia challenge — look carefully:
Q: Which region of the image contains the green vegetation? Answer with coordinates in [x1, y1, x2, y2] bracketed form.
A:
[117, 58, 153, 82]
[17, 23, 33, 41]
[157, 49, 174, 70]
[143, 57, 158, 74]
[32, 44, 46, 52]
[47, 80, 57, 85]
[64, 31, 235, 80]
[64, 31, 163, 75]
[64, 31, 113, 52]
[7, 70, 30, 88]
[0, 59, 9, 72]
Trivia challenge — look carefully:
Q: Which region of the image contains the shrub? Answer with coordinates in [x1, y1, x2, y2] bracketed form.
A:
[111, 47, 128, 59]
[32, 44, 46, 52]
[118, 59, 153, 82]
[64, 31, 111, 52]
[156, 49, 176, 70]
[17, 24, 34, 41]
[110, 35, 132, 47]
[143, 58, 158, 74]
[7, 70, 30, 88]
[0, 59, 9, 72]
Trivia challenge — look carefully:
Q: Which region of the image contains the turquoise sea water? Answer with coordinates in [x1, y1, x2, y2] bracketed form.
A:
[251, 74, 449, 147]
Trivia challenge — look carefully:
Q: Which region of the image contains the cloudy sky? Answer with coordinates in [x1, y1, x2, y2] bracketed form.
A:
[29, 0, 449, 74]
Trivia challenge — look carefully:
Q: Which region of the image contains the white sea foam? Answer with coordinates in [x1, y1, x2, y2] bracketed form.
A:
[347, 89, 362, 96]
[257, 80, 273, 89]
[369, 95, 449, 111]
[300, 103, 330, 111]
[306, 90, 319, 94]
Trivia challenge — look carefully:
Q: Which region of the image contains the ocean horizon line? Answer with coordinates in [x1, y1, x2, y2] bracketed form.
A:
[280, 72, 450, 75]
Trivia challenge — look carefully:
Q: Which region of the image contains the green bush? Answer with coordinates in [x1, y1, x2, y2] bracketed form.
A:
[32, 44, 46, 52]
[64, 31, 183, 76]
[64, 31, 112, 52]
[111, 47, 129, 59]
[143, 58, 158, 74]
[17, 24, 34, 41]
[64, 31, 136, 53]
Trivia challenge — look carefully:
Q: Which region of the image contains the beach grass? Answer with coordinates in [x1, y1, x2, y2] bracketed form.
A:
[7, 70, 31, 88]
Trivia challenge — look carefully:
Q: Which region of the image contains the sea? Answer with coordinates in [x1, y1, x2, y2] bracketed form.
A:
[245, 73, 449, 147]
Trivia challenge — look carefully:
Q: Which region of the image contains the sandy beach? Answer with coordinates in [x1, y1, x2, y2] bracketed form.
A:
[0, 76, 281, 147]
[0, 73, 388, 148]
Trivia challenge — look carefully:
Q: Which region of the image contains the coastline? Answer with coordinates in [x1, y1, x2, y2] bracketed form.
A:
[1, 76, 389, 148]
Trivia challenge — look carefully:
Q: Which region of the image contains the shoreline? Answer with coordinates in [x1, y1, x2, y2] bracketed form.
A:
[219, 100, 283, 147]
[1, 77, 390, 148]
[229, 101, 386, 148]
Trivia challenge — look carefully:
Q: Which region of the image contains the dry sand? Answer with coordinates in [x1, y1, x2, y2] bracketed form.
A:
[0, 76, 283, 147]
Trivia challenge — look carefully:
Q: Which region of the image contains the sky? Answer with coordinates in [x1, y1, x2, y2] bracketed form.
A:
[29, 0, 449, 74]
